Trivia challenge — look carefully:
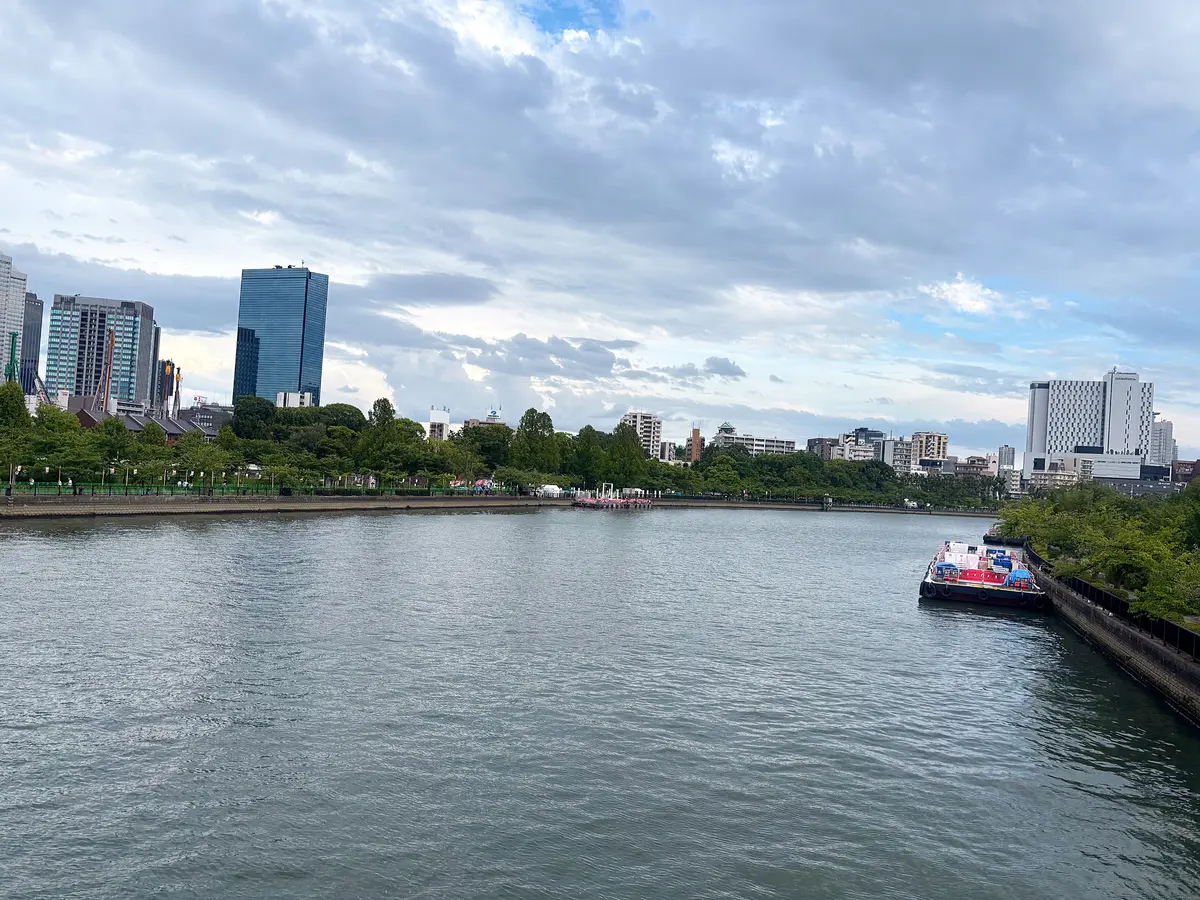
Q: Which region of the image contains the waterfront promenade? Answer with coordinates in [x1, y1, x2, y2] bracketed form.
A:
[0, 492, 1000, 520]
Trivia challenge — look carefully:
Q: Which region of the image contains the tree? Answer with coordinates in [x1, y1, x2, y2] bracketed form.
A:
[138, 421, 167, 449]
[232, 395, 276, 440]
[567, 425, 605, 488]
[0, 381, 30, 430]
[510, 408, 558, 472]
[453, 424, 512, 470]
[320, 403, 368, 432]
[602, 423, 647, 488]
[369, 397, 396, 429]
[96, 416, 135, 466]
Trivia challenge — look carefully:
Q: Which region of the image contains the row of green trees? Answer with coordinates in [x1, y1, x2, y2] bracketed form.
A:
[1000, 481, 1200, 621]
[0, 382, 1002, 506]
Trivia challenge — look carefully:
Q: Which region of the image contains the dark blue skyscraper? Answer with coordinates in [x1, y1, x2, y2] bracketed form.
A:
[232, 266, 328, 406]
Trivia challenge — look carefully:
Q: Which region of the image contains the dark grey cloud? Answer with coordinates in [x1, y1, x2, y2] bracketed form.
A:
[361, 273, 499, 307]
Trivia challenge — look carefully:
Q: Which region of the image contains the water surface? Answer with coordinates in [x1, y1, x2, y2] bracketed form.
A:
[3, 509, 1199, 899]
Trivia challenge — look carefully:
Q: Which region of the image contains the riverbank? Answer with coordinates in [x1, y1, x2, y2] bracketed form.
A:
[0, 493, 1000, 521]
[1027, 557, 1200, 726]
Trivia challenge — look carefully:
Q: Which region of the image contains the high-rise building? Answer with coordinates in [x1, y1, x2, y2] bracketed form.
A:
[45, 295, 156, 404]
[876, 439, 916, 474]
[998, 444, 1016, 470]
[0, 254, 28, 368]
[153, 359, 177, 415]
[232, 265, 329, 406]
[426, 406, 451, 440]
[1150, 418, 1178, 466]
[19, 293, 43, 395]
[1026, 370, 1153, 459]
[621, 410, 663, 458]
[685, 428, 705, 462]
[912, 432, 950, 460]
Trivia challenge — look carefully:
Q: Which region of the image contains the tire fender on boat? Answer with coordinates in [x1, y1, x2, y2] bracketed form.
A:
[938, 584, 952, 598]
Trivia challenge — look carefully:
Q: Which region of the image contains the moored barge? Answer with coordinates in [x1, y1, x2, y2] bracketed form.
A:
[920, 541, 1046, 610]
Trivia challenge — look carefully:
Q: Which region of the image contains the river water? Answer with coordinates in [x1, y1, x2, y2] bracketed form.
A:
[2, 508, 1199, 899]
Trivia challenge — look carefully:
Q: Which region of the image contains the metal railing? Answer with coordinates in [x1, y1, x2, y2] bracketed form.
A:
[1026, 545, 1199, 662]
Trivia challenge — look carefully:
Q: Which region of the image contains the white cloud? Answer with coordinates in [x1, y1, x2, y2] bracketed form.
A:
[919, 274, 1002, 315]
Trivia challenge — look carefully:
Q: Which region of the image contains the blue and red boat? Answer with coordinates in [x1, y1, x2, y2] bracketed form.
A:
[919, 541, 1046, 610]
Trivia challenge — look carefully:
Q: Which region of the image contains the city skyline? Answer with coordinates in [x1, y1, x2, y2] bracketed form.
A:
[1, 2, 1199, 457]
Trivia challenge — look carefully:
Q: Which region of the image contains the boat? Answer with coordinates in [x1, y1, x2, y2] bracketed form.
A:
[572, 482, 653, 511]
[919, 541, 1047, 610]
[572, 497, 652, 510]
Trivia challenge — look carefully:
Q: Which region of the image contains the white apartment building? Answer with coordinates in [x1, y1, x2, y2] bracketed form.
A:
[0, 253, 28, 363]
[621, 410, 663, 458]
[1025, 368, 1154, 478]
[1150, 419, 1178, 466]
[829, 439, 878, 462]
[912, 432, 950, 460]
[426, 406, 451, 441]
[876, 439, 919, 474]
[276, 391, 314, 408]
[710, 422, 797, 456]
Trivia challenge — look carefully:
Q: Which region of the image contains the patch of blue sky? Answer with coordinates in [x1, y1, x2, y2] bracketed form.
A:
[521, 0, 623, 36]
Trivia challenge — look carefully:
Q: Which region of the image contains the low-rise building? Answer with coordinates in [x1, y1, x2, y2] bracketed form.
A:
[658, 441, 675, 463]
[1172, 460, 1200, 485]
[710, 422, 796, 456]
[463, 409, 507, 429]
[1027, 461, 1080, 491]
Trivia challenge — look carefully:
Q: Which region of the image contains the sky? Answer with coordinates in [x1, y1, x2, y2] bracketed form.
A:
[2, 0, 1198, 456]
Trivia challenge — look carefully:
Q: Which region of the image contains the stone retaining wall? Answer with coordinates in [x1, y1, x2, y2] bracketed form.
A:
[1032, 563, 1200, 726]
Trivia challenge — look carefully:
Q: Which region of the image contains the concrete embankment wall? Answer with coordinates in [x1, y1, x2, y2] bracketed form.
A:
[0, 493, 572, 520]
[1032, 564, 1200, 726]
[654, 498, 997, 517]
[0, 494, 1000, 521]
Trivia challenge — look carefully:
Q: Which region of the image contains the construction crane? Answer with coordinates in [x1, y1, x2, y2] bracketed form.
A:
[31, 370, 51, 406]
[3, 332, 17, 383]
[171, 367, 182, 418]
[90, 329, 116, 413]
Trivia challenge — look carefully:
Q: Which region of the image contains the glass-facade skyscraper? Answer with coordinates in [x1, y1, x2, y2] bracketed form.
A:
[20, 292, 43, 395]
[232, 266, 328, 406]
[45, 295, 156, 404]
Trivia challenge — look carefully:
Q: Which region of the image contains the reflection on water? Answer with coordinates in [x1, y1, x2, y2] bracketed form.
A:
[2, 508, 1198, 899]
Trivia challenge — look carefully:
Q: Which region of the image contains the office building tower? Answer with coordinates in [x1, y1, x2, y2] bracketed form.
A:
[45, 295, 156, 404]
[1150, 418, 1178, 466]
[0, 254, 28, 364]
[232, 265, 329, 406]
[620, 410, 663, 458]
[998, 445, 1016, 470]
[1026, 369, 1153, 459]
[20, 292, 43, 395]
[153, 359, 177, 416]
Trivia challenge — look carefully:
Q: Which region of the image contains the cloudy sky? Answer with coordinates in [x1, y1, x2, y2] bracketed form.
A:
[2, 0, 1197, 455]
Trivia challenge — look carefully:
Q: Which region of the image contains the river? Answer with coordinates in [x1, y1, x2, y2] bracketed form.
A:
[2, 508, 1199, 899]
